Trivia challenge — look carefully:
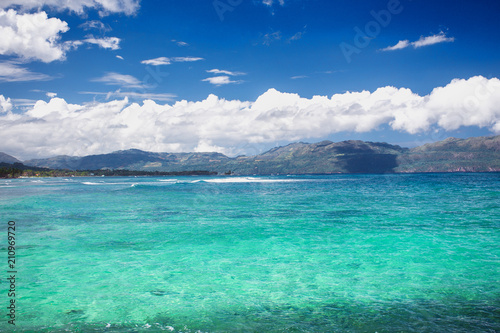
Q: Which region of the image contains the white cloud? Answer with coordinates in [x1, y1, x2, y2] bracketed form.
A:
[84, 36, 120, 50]
[263, 29, 303, 45]
[172, 39, 188, 47]
[141, 56, 204, 66]
[0, 0, 141, 16]
[202, 76, 239, 86]
[64, 40, 84, 50]
[0, 9, 69, 62]
[207, 69, 245, 76]
[262, 31, 282, 45]
[46, 92, 57, 98]
[11, 98, 39, 109]
[291, 75, 307, 80]
[412, 31, 455, 48]
[204, 69, 245, 86]
[62, 35, 121, 52]
[262, 0, 285, 6]
[0, 95, 12, 113]
[380, 40, 409, 51]
[116, 55, 124, 60]
[141, 57, 170, 66]
[92, 72, 143, 88]
[171, 56, 204, 62]
[288, 29, 305, 42]
[79, 20, 110, 32]
[1, 76, 499, 159]
[0, 61, 52, 82]
[381, 32, 454, 51]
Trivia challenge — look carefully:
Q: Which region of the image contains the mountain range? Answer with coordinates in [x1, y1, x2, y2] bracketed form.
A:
[2, 135, 499, 175]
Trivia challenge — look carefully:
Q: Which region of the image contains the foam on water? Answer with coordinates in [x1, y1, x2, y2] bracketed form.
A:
[81, 181, 105, 185]
[202, 176, 305, 183]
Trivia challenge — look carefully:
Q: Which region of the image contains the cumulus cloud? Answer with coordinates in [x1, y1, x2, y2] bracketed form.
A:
[1, 76, 499, 159]
[0, 0, 141, 16]
[381, 31, 454, 51]
[0, 61, 53, 82]
[141, 56, 204, 66]
[0, 9, 69, 62]
[83, 36, 120, 50]
[0, 95, 12, 113]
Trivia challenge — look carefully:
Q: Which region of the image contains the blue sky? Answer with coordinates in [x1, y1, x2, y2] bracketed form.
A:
[1, 0, 500, 159]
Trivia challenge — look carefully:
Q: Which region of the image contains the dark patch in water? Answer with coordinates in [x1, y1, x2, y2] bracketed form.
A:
[96, 241, 137, 249]
[323, 209, 363, 217]
[65, 309, 85, 315]
[346, 262, 362, 269]
[13, 298, 500, 333]
[0, 244, 41, 251]
[150, 290, 168, 296]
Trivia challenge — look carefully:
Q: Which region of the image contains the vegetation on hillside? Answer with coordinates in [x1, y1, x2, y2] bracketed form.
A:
[0, 162, 216, 179]
[3, 135, 499, 177]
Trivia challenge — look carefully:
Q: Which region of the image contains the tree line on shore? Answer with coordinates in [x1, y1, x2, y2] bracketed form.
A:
[0, 162, 216, 178]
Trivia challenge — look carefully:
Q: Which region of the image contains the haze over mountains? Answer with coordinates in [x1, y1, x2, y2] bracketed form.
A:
[0, 152, 21, 164]
[2, 135, 500, 175]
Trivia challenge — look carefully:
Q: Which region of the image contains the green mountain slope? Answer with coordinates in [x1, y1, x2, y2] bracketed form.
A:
[396, 136, 500, 172]
[25, 149, 231, 172]
[21, 135, 500, 174]
[223, 140, 408, 174]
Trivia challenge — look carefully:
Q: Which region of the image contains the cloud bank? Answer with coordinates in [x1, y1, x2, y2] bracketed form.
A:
[1, 76, 499, 159]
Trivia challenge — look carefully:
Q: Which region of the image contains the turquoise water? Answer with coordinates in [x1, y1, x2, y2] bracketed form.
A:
[0, 174, 499, 332]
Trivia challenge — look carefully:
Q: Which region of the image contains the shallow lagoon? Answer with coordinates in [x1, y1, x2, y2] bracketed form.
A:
[0, 174, 499, 332]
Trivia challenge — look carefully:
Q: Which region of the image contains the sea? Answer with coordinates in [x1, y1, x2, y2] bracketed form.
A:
[0, 173, 499, 332]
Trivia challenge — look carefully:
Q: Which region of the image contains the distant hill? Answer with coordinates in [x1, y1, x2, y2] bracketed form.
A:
[222, 140, 408, 174]
[25, 149, 231, 172]
[0, 152, 21, 164]
[396, 135, 500, 172]
[22, 135, 500, 174]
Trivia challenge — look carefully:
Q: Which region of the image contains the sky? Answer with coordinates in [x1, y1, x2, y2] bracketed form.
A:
[1, 0, 500, 160]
